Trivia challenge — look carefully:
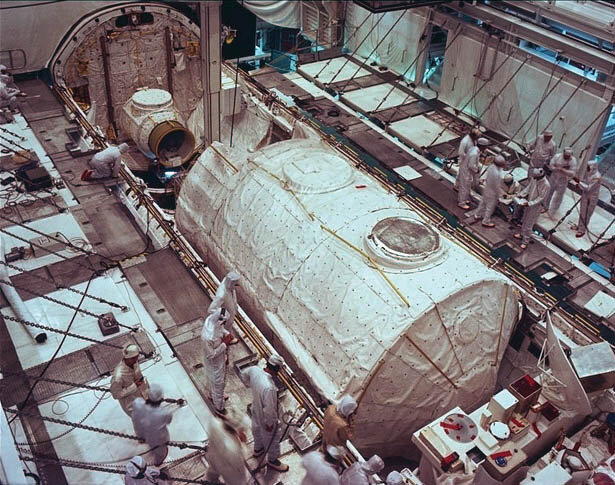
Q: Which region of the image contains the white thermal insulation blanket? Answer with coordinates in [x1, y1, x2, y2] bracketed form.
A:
[176, 137, 519, 456]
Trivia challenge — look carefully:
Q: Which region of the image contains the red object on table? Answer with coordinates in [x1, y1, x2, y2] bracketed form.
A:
[355, 184, 367, 189]
[440, 421, 462, 431]
[490, 451, 512, 460]
[440, 452, 459, 472]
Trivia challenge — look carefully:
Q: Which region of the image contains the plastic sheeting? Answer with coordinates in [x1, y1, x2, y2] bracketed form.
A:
[240, 1, 300, 28]
[343, 3, 429, 81]
[439, 33, 610, 157]
[176, 136, 518, 456]
[0, 1, 125, 73]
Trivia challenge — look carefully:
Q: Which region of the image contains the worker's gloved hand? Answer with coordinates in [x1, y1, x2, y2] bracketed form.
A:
[222, 333, 234, 345]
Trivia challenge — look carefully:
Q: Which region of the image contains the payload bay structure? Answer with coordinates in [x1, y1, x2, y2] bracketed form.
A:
[0, 1, 614, 484]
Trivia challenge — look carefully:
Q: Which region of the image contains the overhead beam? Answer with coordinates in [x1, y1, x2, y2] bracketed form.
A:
[445, 3, 615, 82]
[200, 1, 222, 146]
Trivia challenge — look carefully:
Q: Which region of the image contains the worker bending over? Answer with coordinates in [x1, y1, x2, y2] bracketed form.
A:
[81, 143, 129, 181]
[474, 155, 507, 228]
[322, 394, 357, 450]
[131, 384, 173, 466]
[526, 129, 555, 173]
[242, 354, 289, 472]
[513, 168, 550, 250]
[340, 454, 385, 485]
[208, 271, 241, 344]
[543, 147, 577, 215]
[576, 160, 602, 238]
[201, 308, 233, 417]
[110, 344, 149, 416]
[301, 445, 343, 485]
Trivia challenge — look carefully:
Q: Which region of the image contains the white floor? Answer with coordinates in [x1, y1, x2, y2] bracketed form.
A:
[389, 115, 459, 148]
[1, 212, 89, 277]
[342, 83, 410, 112]
[537, 187, 615, 252]
[0, 113, 77, 208]
[2, 275, 138, 370]
[298, 56, 372, 84]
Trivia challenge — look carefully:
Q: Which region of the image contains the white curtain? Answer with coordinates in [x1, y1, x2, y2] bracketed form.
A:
[0, 1, 126, 73]
[240, 0, 301, 28]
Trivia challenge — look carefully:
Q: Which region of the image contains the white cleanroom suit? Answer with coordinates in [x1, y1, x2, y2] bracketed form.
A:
[475, 155, 506, 226]
[89, 143, 129, 179]
[514, 168, 551, 246]
[131, 384, 173, 466]
[208, 270, 240, 335]
[110, 344, 148, 415]
[242, 356, 285, 465]
[124, 455, 166, 485]
[301, 449, 341, 485]
[386, 471, 404, 485]
[544, 149, 577, 214]
[527, 132, 555, 171]
[204, 416, 251, 484]
[340, 454, 385, 485]
[201, 308, 231, 413]
[577, 160, 602, 236]
[455, 132, 476, 190]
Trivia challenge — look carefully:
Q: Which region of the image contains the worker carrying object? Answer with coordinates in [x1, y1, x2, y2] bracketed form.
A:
[208, 270, 241, 345]
[454, 128, 480, 191]
[81, 143, 129, 181]
[474, 155, 507, 228]
[458, 137, 489, 210]
[131, 384, 174, 466]
[322, 394, 357, 450]
[513, 168, 551, 250]
[576, 159, 602, 238]
[340, 454, 385, 485]
[543, 147, 577, 215]
[386, 471, 404, 485]
[110, 343, 149, 416]
[526, 129, 555, 173]
[203, 415, 251, 484]
[124, 455, 167, 485]
[301, 445, 344, 485]
[242, 353, 289, 473]
[201, 307, 233, 417]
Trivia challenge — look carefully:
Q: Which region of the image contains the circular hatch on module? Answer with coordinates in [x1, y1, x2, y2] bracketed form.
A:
[366, 216, 445, 269]
[282, 152, 353, 194]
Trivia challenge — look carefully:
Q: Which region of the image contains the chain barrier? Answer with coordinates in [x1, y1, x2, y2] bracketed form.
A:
[0, 277, 137, 331]
[0, 213, 112, 262]
[18, 450, 222, 484]
[0, 260, 128, 310]
[0, 313, 151, 353]
[5, 408, 208, 451]
[0, 227, 102, 274]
